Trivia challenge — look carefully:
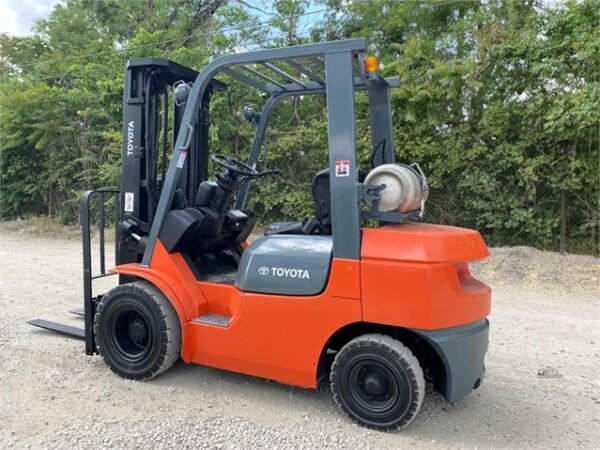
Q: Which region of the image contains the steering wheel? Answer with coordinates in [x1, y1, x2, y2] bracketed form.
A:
[211, 154, 259, 177]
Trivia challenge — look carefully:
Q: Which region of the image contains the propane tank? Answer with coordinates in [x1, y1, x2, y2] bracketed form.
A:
[364, 163, 429, 214]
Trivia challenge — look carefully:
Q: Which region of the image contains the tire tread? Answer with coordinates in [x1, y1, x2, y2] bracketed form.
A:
[93, 281, 181, 381]
[330, 333, 425, 431]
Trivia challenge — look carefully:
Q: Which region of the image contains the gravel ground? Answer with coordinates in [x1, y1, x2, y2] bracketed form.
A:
[0, 226, 599, 449]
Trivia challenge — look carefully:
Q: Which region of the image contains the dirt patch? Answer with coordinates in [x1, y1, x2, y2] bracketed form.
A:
[0, 218, 82, 240]
[1, 229, 598, 449]
[470, 246, 600, 294]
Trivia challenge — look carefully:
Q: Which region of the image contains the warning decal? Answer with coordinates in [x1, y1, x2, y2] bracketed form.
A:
[124, 192, 134, 213]
[176, 151, 187, 169]
[335, 160, 350, 177]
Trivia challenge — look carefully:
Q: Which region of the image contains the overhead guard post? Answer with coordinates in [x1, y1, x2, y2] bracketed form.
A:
[325, 51, 361, 260]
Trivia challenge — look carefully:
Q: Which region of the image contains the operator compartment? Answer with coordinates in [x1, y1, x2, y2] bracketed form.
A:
[236, 235, 332, 295]
[360, 223, 491, 330]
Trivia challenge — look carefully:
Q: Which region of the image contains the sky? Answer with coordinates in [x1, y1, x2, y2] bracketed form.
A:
[0, 0, 567, 38]
[0, 0, 62, 36]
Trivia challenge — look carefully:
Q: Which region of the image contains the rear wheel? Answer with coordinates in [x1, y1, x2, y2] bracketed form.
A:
[94, 281, 181, 380]
[330, 334, 425, 431]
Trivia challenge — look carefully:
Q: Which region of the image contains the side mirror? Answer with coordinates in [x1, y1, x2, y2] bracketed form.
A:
[173, 81, 192, 106]
[243, 105, 261, 124]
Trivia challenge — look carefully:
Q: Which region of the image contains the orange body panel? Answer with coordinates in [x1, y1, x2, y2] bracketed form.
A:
[111, 223, 490, 388]
[112, 253, 363, 388]
[326, 258, 361, 300]
[110, 241, 208, 362]
[189, 258, 362, 387]
[361, 224, 491, 329]
[188, 285, 361, 388]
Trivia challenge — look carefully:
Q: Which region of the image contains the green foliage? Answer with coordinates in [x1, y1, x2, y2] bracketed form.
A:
[324, 0, 599, 252]
[0, 0, 597, 254]
[247, 117, 329, 222]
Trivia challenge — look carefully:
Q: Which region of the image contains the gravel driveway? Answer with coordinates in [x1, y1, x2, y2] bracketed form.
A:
[1, 227, 598, 449]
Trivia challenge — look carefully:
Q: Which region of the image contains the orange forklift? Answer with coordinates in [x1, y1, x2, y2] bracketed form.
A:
[29, 39, 491, 430]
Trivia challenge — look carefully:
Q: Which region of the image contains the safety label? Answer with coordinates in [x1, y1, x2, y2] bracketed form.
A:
[124, 192, 134, 212]
[335, 160, 350, 177]
[176, 151, 187, 168]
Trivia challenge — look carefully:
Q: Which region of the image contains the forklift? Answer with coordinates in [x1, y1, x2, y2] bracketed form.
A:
[29, 39, 491, 431]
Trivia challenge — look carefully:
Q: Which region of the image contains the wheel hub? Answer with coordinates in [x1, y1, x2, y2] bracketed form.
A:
[353, 363, 397, 404]
[128, 318, 147, 345]
[363, 371, 389, 396]
[108, 306, 153, 362]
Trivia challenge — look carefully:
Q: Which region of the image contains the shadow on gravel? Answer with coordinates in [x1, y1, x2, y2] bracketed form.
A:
[154, 359, 331, 403]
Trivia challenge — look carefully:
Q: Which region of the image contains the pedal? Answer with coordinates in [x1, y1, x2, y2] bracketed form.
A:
[192, 313, 231, 327]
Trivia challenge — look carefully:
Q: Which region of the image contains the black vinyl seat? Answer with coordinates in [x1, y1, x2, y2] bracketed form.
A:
[266, 169, 366, 236]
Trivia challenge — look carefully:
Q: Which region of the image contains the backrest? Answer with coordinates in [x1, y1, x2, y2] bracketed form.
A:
[311, 169, 331, 226]
[195, 181, 218, 207]
[311, 168, 367, 228]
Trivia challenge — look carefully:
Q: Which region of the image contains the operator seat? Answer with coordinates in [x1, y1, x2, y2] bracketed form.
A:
[265, 169, 366, 236]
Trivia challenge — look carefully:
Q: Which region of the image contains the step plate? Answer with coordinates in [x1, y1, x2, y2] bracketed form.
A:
[192, 313, 231, 327]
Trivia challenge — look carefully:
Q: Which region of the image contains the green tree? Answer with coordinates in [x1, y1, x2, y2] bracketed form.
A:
[1, 0, 228, 221]
[0, 0, 597, 254]
[323, 0, 599, 252]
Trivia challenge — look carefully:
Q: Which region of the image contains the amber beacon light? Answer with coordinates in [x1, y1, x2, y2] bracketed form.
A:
[364, 55, 378, 73]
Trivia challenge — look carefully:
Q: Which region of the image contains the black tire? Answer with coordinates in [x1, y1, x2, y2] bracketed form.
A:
[330, 333, 425, 431]
[94, 281, 181, 381]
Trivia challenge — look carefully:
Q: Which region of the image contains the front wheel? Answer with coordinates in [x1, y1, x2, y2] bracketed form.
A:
[330, 334, 425, 431]
[94, 281, 181, 381]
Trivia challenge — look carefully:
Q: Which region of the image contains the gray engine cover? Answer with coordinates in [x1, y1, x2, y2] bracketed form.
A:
[235, 235, 332, 295]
